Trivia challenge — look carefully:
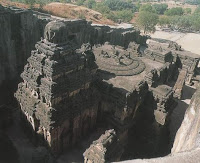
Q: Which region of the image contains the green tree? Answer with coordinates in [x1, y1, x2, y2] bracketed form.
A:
[36, 0, 45, 9]
[136, 11, 158, 33]
[135, 1, 142, 12]
[159, 15, 170, 27]
[178, 15, 191, 28]
[84, 0, 96, 9]
[191, 13, 200, 30]
[105, 10, 133, 23]
[185, 0, 200, 5]
[194, 6, 200, 14]
[116, 10, 134, 22]
[106, 11, 118, 22]
[94, 3, 110, 14]
[76, 0, 84, 6]
[184, 8, 192, 14]
[164, 7, 184, 16]
[25, 0, 36, 8]
[103, 0, 134, 11]
[152, 4, 168, 14]
[60, 0, 71, 3]
[139, 4, 156, 13]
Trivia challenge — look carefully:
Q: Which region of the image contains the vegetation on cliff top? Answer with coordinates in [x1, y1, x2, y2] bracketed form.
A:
[159, 6, 200, 32]
[5, 0, 200, 33]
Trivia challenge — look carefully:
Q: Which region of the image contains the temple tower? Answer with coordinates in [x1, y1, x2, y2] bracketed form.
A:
[15, 21, 99, 154]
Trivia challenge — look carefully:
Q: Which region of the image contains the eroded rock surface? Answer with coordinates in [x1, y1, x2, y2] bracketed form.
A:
[172, 84, 200, 153]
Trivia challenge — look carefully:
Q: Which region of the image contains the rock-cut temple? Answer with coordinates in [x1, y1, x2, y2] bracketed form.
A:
[15, 20, 200, 162]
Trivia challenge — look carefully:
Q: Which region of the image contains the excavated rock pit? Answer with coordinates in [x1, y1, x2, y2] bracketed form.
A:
[1, 4, 200, 163]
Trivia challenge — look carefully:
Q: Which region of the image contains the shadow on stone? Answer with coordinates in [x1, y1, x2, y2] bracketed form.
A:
[169, 100, 189, 149]
[181, 85, 196, 100]
[0, 131, 20, 163]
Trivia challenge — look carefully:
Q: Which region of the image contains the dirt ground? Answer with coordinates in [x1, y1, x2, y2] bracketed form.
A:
[142, 1, 198, 13]
[150, 29, 200, 55]
[43, 2, 114, 25]
[0, 1, 115, 25]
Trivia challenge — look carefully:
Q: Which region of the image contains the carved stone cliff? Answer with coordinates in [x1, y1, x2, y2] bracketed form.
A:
[0, 6, 49, 86]
[172, 84, 200, 153]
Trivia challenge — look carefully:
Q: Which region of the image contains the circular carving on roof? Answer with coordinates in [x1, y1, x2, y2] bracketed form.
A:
[93, 44, 146, 76]
[44, 21, 68, 44]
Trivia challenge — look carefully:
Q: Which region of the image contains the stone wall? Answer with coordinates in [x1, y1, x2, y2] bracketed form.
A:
[145, 62, 177, 87]
[147, 39, 200, 86]
[95, 80, 149, 131]
[172, 84, 200, 153]
[0, 7, 49, 86]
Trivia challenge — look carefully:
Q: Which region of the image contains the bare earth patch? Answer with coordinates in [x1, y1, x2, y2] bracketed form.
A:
[151, 29, 200, 55]
[43, 2, 115, 25]
[0, 1, 115, 25]
[142, 1, 198, 13]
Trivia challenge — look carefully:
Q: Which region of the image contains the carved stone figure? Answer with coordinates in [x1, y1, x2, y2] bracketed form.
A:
[44, 21, 69, 44]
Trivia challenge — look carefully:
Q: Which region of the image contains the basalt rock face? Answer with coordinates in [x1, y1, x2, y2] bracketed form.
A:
[31, 146, 54, 163]
[0, 131, 20, 163]
[172, 84, 200, 153]
[0, 6, 49, 86]
[91, 25, 147, 48]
